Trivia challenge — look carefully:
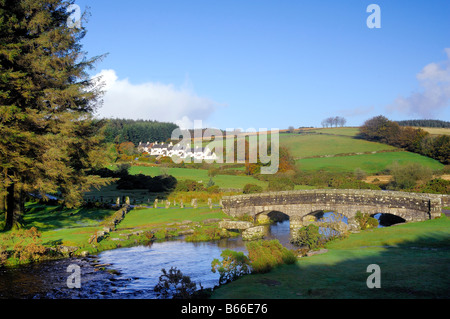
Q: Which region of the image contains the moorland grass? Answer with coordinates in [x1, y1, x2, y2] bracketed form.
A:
[210, 216, 450, 299]
[280, 134, 395, 159]
[296, 151, 444, 173]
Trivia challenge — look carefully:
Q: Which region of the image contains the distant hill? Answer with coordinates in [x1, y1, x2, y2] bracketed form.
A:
[396, 119, 450, 128]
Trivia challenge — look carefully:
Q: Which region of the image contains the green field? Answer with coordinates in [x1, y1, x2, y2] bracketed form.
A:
[129, 165, 267, 189]
[303, 127, 360, 137]
[280, 133, 396, 159]
[117, 207, 227, 230]
[211, 216, 450, 299]
[296, 151, 444, 173]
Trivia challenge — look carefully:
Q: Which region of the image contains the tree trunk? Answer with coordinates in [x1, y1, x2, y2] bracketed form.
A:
[0, 193, 5, 213]
[5, 182, 24, 230]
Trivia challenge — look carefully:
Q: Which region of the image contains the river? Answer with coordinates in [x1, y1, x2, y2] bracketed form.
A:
[0, 212, 394, 299]
[0, 221, 293, 299]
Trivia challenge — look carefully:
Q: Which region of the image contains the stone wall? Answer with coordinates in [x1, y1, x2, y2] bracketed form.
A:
[221, 189, 443, 225]
[440, 194, 450, 207]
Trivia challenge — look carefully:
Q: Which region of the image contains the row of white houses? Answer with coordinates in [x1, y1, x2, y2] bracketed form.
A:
[138, 141, 217, 161]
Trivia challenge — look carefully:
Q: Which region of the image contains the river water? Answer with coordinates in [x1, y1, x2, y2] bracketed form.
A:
[0, 221, 293, 299]
[0, 212, 393, 299]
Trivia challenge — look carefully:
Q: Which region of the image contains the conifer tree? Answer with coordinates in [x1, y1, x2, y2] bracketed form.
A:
[0, 0, 110, 229]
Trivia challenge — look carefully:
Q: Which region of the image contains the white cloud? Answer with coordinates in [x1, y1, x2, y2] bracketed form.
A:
[387, 49, 450, 118]
[92, 69, 221, 129]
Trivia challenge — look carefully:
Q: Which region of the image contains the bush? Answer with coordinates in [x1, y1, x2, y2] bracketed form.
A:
[211, 249, 251, 285]
[175, 179, 205, 192]
[116, 173, 177, 192]
[243, 184, 263, 194]
[246, 240, 297, 273]
[267, 177, 295, 191]
[387, 162, 433, 190]
[154, 267, 200, 299]
[290, 224, 322, 250]
[4, 227, 47, 264]
[354, 168, 367, 181]
[0, 244, 8, 266]
[186, 226, 232, 242]
[412, 178, 450, 195]
[206, 185, 220, 194]
[355, 211, 379, 230]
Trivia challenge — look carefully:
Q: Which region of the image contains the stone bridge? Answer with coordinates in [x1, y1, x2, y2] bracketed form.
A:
[221, 189, 444, 229]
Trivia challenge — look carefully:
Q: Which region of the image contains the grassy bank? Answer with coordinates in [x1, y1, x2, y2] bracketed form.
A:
[117, 206, 227, 229]
[211, 216, 450, 299]
[0, 203, 228, 267]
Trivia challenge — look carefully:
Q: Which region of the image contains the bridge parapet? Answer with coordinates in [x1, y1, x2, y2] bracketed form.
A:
[221, 189, 443, 224]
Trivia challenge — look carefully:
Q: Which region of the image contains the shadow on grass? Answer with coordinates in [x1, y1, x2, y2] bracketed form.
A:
[12, 203, 117, 232]
[211, 232, 450, 299]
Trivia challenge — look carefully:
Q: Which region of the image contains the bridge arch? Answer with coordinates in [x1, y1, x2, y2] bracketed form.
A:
[255, 210, 290, 224]
[372, 213, 406, 227]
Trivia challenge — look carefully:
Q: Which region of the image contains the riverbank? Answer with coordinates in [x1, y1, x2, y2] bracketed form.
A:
[0, 203, 230, 268]
[211, 215, 450, 299]
[2, 202, 450, 299]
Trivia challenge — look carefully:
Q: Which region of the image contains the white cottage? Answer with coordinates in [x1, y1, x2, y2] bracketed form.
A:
[138, 141, 217, 161]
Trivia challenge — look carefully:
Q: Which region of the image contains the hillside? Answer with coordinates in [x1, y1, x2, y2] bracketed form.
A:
[124, 127, 445, 191]
[279, 132, 396, 159]
[280, 128, 444, 173]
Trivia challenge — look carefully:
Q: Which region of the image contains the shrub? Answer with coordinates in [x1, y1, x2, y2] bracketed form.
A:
[243, 184, 263, 194]
[154, 267, 200, 299]
[116, 173, 177, 192]
[387, 162, 433, 190]
[0, 244, 8, 266]
[206, 185, 220, 194]
[290, 224, 322, 250]
[412, 178, 450, 195]
[246, 240, 296, 273]
[175, 179, 205, 192]
[185, 226, 232, 242]
[354, 168, 367, 181]
[267, 177, 295, 191]
[355, 211, 379, 230]
[10, 227, 47, 263]
[211, 249, 251, 285]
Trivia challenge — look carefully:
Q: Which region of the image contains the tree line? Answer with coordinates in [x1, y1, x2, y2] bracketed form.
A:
[104, 119, 179, 146]
[321, 116, 347, 128]
[358, 116, 450, 164]
[396, 119, 450, 128]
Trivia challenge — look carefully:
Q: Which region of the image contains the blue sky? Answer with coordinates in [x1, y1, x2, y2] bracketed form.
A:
[74, 0, 450, 129]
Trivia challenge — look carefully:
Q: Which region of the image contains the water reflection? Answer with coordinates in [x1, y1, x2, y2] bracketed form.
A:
[97, 220, 292, 298]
